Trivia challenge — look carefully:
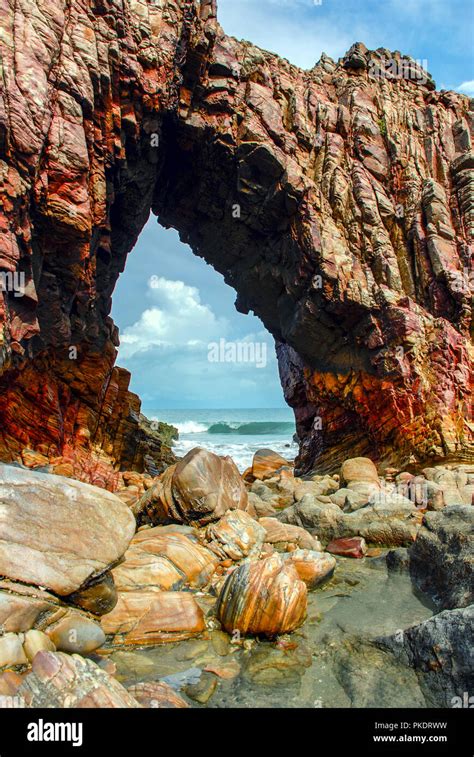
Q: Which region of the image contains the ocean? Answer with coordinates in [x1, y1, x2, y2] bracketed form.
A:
[147, 408, 297, 472]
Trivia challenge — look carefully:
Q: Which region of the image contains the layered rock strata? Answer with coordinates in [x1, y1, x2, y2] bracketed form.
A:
[0, 1, 471, 477]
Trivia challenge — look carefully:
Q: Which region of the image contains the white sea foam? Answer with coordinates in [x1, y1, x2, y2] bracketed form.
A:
[148, 409, 297, 472]
[171, 437, 297, 472]
[173, 421, 209, 434]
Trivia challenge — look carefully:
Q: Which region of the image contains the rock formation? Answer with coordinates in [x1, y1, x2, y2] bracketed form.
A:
[135, 447, 248, 526]
[0, 0, 472, 480]
[15, 651, 143, 708]
[0, 448, 472, 707]
[378, 605, 474, 708]
[101, 589, 206, 645]
[408, 505, 474, 609]
[112, 526, 219, 591]
[0, 463, 135, 595]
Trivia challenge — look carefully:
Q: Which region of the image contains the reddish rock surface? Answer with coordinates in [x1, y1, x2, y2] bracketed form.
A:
[101, 590, 206, 646]
[0, 2, 472, 478]
[16, 652, 141, 708]
[326, 536, 368, 558]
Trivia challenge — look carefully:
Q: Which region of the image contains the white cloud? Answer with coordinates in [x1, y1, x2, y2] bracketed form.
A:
[217, 0, 354, 68]
[117, 277, 282, 407]
[457, 80, 474, 96]
[119, 276, 228, 358]
[217, 0, 469, 82]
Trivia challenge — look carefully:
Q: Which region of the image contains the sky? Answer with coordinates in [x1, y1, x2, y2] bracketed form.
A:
[112, 0, 474, 410]
[218, 0, 474, 93]
[112, 223, 285, 409]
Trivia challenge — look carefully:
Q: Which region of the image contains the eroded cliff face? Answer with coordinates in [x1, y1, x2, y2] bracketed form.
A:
[0, 0, 472, 482]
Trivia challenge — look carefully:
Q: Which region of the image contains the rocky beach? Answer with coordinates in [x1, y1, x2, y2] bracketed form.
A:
[0, 0, 472, 716]
[0, 448, 472, 709]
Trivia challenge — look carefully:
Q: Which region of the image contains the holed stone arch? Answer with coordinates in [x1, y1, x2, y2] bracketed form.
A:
[0, 0, 472, 486]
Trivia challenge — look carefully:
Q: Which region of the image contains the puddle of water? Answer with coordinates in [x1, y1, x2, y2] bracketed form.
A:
[108, 557, 436, 708]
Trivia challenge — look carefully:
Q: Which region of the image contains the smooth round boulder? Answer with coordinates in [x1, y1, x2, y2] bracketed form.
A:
[340, 457, 380, 488]
[67, 572, 118, 616]
[0, 464, 136, 596]
[135, 449, 248, 527]
[172, 448, 248, 526]
[45, 614, 106, 654]
[251, 449, 291, 480]
[216, 554, 307, 637]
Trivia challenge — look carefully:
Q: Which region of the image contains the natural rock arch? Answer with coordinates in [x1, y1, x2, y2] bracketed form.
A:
[0, 0, 472, 486]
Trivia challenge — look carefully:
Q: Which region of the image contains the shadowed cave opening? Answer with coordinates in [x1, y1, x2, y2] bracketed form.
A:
[99, 110, 391, 477]
[99, 107, 355, 480]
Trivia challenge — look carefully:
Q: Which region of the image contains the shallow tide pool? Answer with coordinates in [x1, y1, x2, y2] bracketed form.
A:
[107, 556, 436, 708]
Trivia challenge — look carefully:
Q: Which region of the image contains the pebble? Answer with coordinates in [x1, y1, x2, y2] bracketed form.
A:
[184, 671, 217, 703]
[0, 634, 28, 669]
[23, 630, 56, 662]
[46, 615, 106, 654]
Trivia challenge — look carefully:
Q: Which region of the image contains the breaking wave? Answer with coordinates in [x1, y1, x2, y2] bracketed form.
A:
[172, 420, 295, 435]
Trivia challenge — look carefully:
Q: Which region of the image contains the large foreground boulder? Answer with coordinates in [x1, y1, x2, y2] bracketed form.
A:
[408, 506, 474, 609]
[135, 448, 248, 527]
[216, 554, 307, 637]
[0, 464, 136, 596]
